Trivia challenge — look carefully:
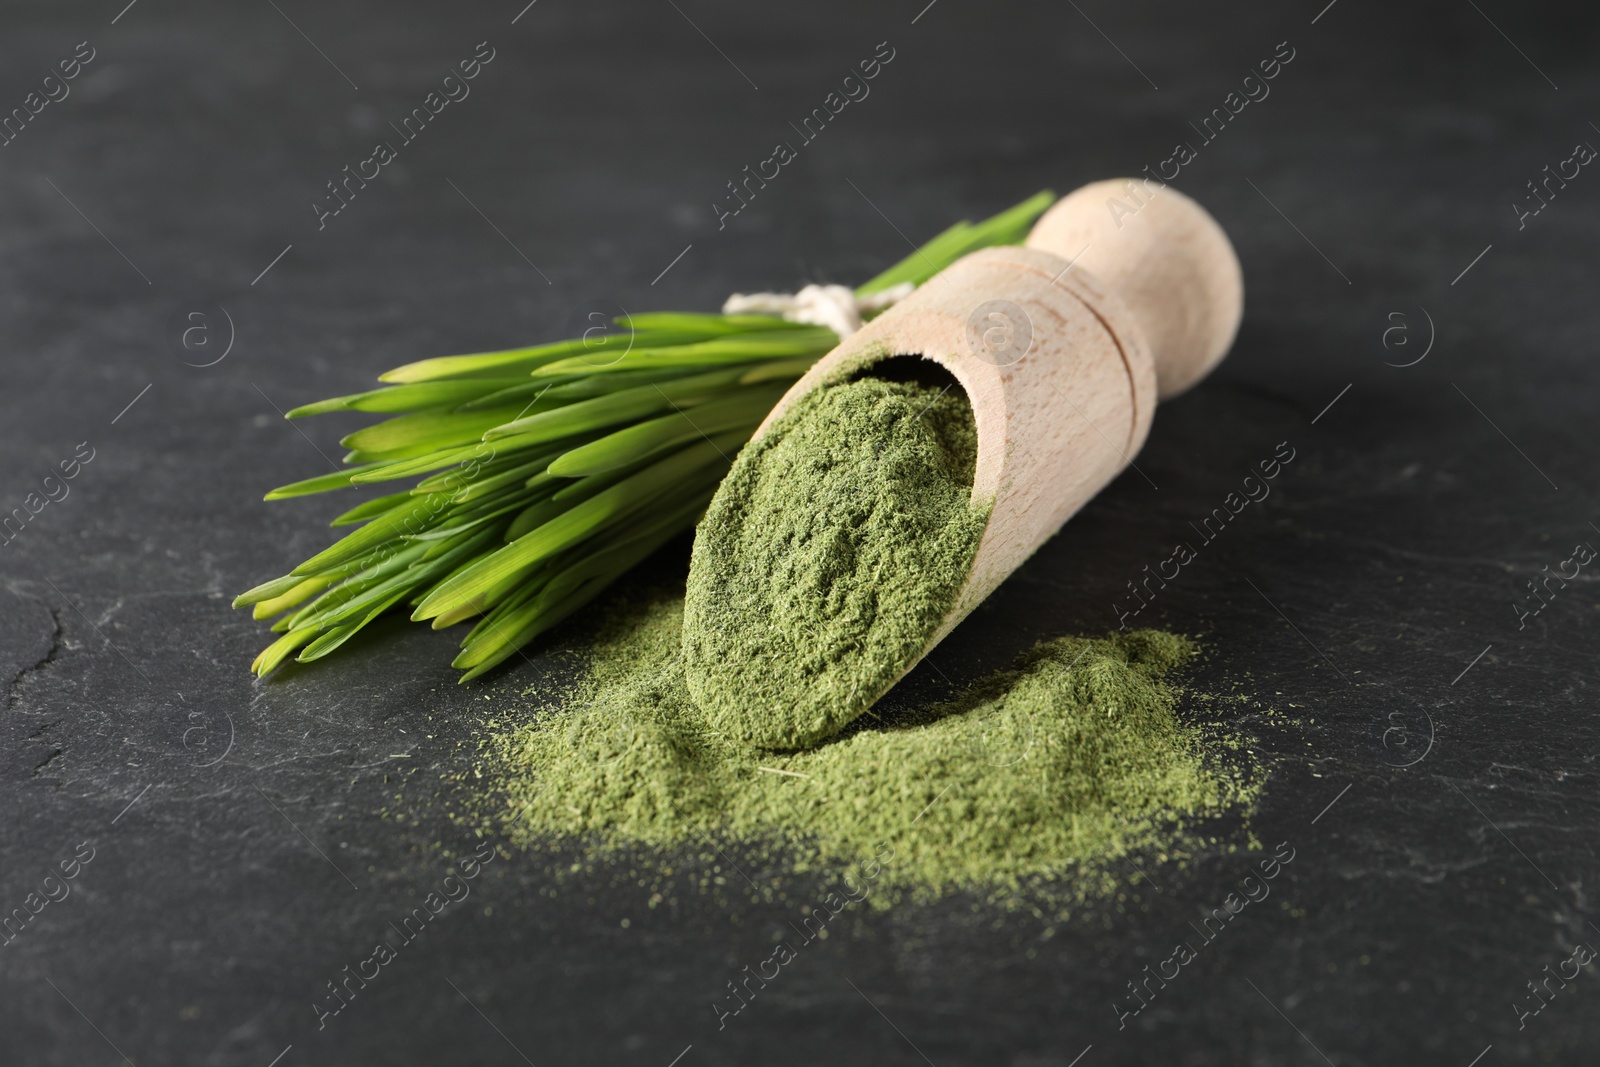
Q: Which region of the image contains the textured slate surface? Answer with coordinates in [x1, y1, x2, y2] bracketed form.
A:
[0, 0, 1596, 1063]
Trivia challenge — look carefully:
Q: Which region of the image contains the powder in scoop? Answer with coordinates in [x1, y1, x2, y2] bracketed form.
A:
[492, 588, 1258, 908]
[682, 375, 991, 750]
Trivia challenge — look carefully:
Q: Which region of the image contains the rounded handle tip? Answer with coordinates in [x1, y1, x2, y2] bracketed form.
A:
[1025, 179, 1243, 399]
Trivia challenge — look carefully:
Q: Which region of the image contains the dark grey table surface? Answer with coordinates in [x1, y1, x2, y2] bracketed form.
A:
[1, 0, 1597, 1063]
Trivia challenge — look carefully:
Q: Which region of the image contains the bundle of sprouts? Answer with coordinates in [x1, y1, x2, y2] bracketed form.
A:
[235, 192, 1054, 680]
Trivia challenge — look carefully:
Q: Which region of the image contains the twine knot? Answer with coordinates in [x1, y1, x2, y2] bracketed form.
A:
[721, 281, 914, 338]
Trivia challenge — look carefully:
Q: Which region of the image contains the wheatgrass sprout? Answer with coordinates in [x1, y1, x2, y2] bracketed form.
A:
[236, 191, 1055, 681]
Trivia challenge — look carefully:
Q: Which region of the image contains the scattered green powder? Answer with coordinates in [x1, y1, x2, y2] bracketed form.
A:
[682, 375, 992, 750]
[493, 588, 1259, 908]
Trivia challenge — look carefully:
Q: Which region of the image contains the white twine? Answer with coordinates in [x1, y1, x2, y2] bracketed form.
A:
[721, 281, 914, 338]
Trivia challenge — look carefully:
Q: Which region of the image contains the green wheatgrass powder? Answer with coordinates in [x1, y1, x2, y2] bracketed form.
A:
[492, 587, 1259, 908]
[682, 375, 992, 750]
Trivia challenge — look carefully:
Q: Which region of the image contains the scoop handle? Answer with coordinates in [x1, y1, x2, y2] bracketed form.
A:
[1025, 179, 1243, 399]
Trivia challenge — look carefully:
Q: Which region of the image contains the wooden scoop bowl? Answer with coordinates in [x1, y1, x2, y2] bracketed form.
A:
[750, 178, 1243, 694]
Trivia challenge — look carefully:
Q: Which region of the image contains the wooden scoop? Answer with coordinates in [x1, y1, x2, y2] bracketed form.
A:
[750, 178, 1243, 685]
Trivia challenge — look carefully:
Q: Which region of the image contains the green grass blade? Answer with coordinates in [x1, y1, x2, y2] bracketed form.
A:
[546, 387, 782, 477]
[854, 221, 974, 295]
[618, 313, 797, 334]
[429, 560, 557, 630]
[452, 491, 712, 680]
[290, 493, 461, 575]
[294, 589, 412, 663]
[340, 405, 527, 455]
[251, 576, 334, 620]
[233, 573, 309, 608]
[347, 442, 502, 484]
[547, 462, 651, 504]
[443, 456, 556, 503]
[377, 329, 768, 384]
[251, 627, 318, 676]
[502, 494, 570, 543]
[412, 434, 738, 623]
[286, 541, 433, 628]
[968, 188, 1058, 245]
[411, 446, 559, 494]
[854, 189, 1055, 294]
[530, 329, 837, 377]
[330, 491, 414, 526]
[736, 357, 819, 385]
[450, 581, 589, 679]
[406, 497, 529, 542]
[453, 380, 567, 413]
[343, 441, 472, 465]
[289, 527, 500, 637]
[264, 462, 387, 501]
[459, 567, 554, 641]
[481, 365, 753, 443]
[539, 365, 738, 401]
[285, 380, 524, 418]
[377, 341, 619, 384]
[293, 594, 406, 662]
